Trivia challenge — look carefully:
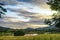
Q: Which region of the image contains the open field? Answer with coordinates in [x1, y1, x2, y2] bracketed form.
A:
[0, 34, 60, 40]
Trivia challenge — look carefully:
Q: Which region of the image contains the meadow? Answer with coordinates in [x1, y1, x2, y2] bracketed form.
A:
[0, 34, 60, 40]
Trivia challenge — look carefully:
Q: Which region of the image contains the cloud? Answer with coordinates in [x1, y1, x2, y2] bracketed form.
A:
[0, 0, 19, 5]
[0, 0, 53, 29]
[3, 10, 31, 22]
[3, 3, 54, 15]
[0, 0, 49, 9]
[0, 10, 51, 29]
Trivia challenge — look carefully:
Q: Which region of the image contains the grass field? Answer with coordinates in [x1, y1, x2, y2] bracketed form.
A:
[0, 34, 60, 40]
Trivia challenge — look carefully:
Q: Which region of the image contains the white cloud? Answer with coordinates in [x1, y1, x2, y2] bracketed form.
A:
[3, 10, 31, 22]
[3, 2, 56, 15]
[0, 0, 56, 29]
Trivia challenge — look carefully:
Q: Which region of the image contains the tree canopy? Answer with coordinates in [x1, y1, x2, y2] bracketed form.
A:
[47, 0, 60, 11]
[46, 0, 60, 28]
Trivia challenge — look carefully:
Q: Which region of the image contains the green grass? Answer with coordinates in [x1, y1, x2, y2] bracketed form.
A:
[0, 34, 60, 40]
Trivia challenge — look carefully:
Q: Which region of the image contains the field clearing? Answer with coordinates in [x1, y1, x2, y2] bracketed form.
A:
[0, 34, 60, 40]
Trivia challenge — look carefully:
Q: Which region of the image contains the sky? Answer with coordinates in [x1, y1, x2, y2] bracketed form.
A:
[0, 0, 57, 29]
[3, 1, 56, 15]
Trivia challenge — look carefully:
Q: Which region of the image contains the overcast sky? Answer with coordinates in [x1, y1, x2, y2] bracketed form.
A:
[0, 0, 56, 29]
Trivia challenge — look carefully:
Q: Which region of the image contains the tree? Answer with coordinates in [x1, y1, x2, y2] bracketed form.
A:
[47, 0, 60, 28]
[0, 3, 7, 18]
[52, 13, 60, 28]
[47, 0, 60, 11]
[14, 30, 25, 36]
[44, 19, 51, 25]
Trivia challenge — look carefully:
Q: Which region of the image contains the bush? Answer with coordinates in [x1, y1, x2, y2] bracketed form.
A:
[14, 30, 25, 36]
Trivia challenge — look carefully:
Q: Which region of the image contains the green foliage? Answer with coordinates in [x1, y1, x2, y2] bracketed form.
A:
[52, 13, 60, 28]
[52, 13, 60, 20]
[14, 30, 25, 36]
[47, 0, 60, 28]
[47, 0, 60, 11]
[44, 13, 60, 28]
[44, 19, 51, 25]
[55, 22, 60, 28]
[0, 32, 13, 36]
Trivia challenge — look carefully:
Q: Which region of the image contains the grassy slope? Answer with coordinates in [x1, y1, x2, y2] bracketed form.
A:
[0, 34, 60, 40]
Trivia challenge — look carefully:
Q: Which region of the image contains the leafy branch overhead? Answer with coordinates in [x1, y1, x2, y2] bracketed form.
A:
[47, 0, 60, 11]
[45, 0, 60, 28]
[0, 3, 7, 18]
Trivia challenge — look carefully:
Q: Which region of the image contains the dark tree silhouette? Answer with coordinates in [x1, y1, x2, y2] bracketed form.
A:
[47, 0, 60, 28]
[0, 3, 7, 18]
[47, 0, 60, 11]
[14, 30, 25, 36]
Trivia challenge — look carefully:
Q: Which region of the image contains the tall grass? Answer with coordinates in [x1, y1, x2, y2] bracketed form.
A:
[0, 34, 60, 40]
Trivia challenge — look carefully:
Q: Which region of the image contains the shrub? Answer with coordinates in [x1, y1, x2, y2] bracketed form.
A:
[14, 30, 25, 36]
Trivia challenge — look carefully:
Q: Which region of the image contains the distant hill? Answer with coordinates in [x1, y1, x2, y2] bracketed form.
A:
[0, 26, 13, 32]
